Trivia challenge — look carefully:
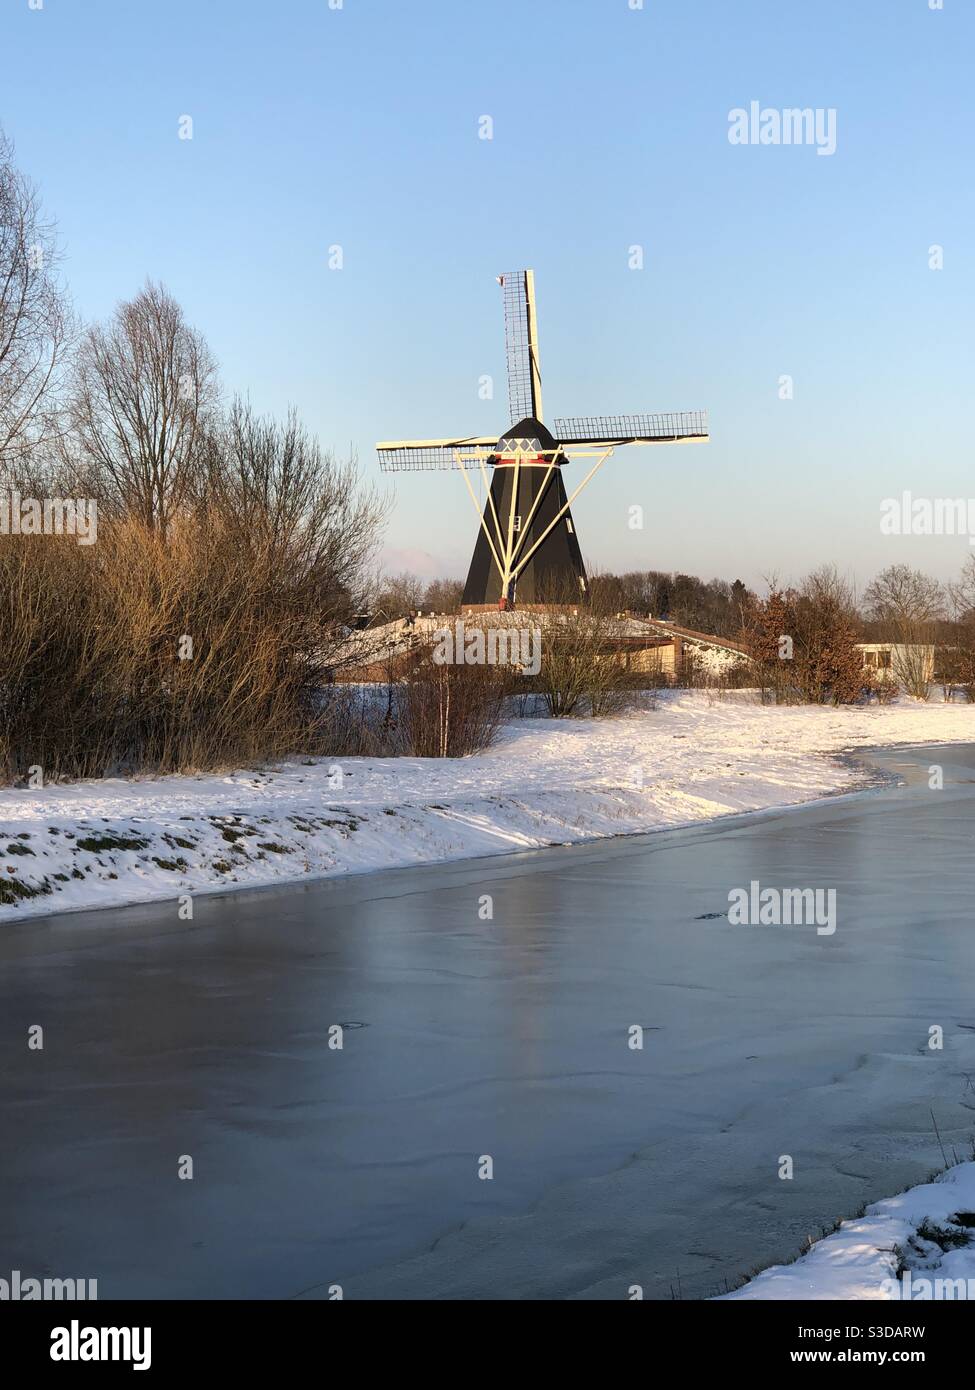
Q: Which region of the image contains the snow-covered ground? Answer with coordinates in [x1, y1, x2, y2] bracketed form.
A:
[2, 689, 975, 921]
[723, 1162, 975, 1300]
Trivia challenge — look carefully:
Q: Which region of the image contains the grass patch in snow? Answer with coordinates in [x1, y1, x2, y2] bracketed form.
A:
[217, 825, 256, 843]
[0, 876, 51, 904]
[75, 832, 149, 853]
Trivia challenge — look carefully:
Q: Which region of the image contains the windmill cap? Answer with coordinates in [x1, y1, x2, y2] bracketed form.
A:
[497, 417, 559, 452]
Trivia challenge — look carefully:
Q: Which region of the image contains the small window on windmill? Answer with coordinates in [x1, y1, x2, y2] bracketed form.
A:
[512, 514, 522, 532]
[566, 517, 574, 534]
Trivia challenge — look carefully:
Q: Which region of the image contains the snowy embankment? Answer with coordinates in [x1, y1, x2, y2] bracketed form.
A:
[2, 689, 974, 921]
[723, 1162, 975, 1300]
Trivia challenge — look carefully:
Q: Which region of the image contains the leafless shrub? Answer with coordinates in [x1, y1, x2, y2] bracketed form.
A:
[316, 684, 402, 758]
[862, 672, 899, 705]
[524, 577, 642, 718]
[891, 643, 935, 702]
[0, 492, 386, 782]
[398, 645, 511, 757]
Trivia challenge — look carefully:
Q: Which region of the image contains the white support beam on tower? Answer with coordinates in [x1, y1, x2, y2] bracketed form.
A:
[507, 461, 556, 574]
[456, 452, 505, 585]
[509, 448, 614, 583]
[500, 454, 522, 602]
[476, 454, 507, 561]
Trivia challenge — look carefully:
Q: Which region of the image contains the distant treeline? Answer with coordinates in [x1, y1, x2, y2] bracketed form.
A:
[374, 561, 975, 644]
[371, 569, 751, 636]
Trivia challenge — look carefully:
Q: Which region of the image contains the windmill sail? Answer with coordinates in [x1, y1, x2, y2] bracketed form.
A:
[553, 411, 709, 446]
[376, 437, 498, 471]
[499, 271, 543, 424]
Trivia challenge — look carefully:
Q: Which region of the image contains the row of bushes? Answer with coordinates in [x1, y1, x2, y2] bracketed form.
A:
[2, 514, 698, 781]
[8, 536, 963, 781]
[3, 509, 962, 781]
[0, 515, 362, 783]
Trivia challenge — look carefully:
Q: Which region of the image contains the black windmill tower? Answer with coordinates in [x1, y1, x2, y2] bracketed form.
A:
[377, 270, 708, 610]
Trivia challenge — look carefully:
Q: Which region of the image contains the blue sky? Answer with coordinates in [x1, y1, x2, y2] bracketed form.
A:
[4, 0, 973, 590]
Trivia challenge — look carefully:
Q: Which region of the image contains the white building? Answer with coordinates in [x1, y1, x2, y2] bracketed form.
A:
[856, 643, 935, 685]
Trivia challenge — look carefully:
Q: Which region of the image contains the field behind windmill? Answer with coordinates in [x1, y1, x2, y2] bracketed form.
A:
[3, 688, 975, 921]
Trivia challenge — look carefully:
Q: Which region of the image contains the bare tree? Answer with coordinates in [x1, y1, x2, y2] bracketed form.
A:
[421, 576, 464, 614]
[204, 396, 386, 625]
[947, 556, 975, 702]
[0, 128, 71, 472]
[372, 570, 426, 621]
[863, 563, 943, 699]
[949, 555, 975, 623]
[526, 572, 638, 717]
[65, 281, 218, 535]
[863, 563, 945, 629]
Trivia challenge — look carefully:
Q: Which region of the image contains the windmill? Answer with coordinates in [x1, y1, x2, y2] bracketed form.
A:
[376, 270, 709, 610]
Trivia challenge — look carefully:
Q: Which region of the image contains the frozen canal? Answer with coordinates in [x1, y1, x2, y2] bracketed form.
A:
[3, 742, 975, 1300]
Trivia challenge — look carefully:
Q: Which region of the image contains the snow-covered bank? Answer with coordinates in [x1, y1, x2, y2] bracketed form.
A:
[723, 1162, 975, 1300]
[2, 690, 975, 921]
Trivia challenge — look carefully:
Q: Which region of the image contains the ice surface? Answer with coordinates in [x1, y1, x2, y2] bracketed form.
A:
[3, 742, 975, 1298]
